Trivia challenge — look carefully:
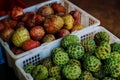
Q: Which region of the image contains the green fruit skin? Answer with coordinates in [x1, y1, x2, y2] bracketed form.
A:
[94, 32, 109, 46]
[111, 42, 120, 53]
[66, 44, 84, 60]
[95, 42, 111, 60]
[83, 55, 101, 72]
[78, 71, 93, 80]
[61, 35, 80, 49]
[12, 27, 30, 47]
[81, 39, 96, 54]
[62, 64, 81, 80]
[24, 64, 35, 73]
[31, 65, 48, 80]
[49, 66, 61, 77]
[52, 50, 69, 66]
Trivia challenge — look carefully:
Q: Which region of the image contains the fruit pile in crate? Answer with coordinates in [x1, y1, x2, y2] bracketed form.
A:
[0, 2, 84, 55]
[0, 0, 100, 68]
[16, 26, 120, 80]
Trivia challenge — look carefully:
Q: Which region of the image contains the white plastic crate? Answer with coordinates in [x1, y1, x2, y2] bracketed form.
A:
[0, 0, 100, 68]
[15, 26, 120, 80]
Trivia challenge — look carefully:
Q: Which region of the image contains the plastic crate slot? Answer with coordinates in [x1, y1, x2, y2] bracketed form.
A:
[89, 18, 95, 26]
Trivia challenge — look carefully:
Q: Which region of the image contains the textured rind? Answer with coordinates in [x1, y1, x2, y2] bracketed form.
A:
[66, 44, 84, 60]
[111, 42, 120, 53]
[83, 55, 101, 72]
[48, 66, 61, 77]
[95, 42, 111, 60]
[12, 27, 30, 47]
[62, 64, 81, 80]
[104, 52, 120, 78]
[24, 64, 35, 73]
[61, 35, 80, 49]
[81, 39, 96, 54]
[31, 65, 48, 80]
[94, 32, 109, 46]
[52, 51, 69, 66]
[78, 71, 93, 80]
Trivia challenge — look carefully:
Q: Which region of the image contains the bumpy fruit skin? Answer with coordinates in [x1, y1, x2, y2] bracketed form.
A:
[68, 59, 81, 67]
[81, 39, 96, 54]
[42, 57, 53, 69]
[102, 77, 116, 80]
[110, 42, 120, 53]
[44, 15, 64, 34]
[78, 71, 93, 80]
[62, 14, 74, 30]
[42, 34, 55, 43]
[95, 42, 111, 59]
[12, 27, 30, 47]
[104, 52, 120, 78]
[31, 65, 48, 80]
[24, 64, 35, 73]
[49, 66, 61, 77]
[83, 55, 101, 72]
[62, 64, 81, 80]
[52, 50, 69, 66]
[94, 32, 109, 46]
[61, 35, 80, 49]
[66, 44, 84, 60]
[22, 39, 40, 50]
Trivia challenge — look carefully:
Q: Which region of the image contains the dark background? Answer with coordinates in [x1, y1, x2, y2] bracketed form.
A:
[0, 0, 120, 80]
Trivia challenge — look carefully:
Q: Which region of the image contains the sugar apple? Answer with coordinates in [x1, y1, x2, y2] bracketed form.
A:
[61, 35, 80, 49]
[78, 71, 93, 80]
[81, 39, 96, 54]
[104, 52, 120, 78]
[66, 44, 84, 60]
[48, 66, 61, 77]
[95, 42, 111, 60]
[52, 50, 69, 66]
[62, 64, 81, 80]
[24, 64, 35, 73]
[83, 55, 101, 72]
[31, 65, 48, 80]
[67, 59, 81, 67]
[110, 42, 120, 53]
[94, 31, 109, 46]
[42, 57, 53, 69]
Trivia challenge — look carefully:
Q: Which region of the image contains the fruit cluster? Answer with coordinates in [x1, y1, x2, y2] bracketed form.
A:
[0, 2, 85, 55]
[24, 32, 120, 80]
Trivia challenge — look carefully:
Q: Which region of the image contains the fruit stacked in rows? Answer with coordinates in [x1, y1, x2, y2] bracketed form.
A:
[0, 2, 85, 55]
[24, 31, 120, 80]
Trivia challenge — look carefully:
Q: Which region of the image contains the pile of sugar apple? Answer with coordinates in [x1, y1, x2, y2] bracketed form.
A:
[24, 31, 120, 80]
